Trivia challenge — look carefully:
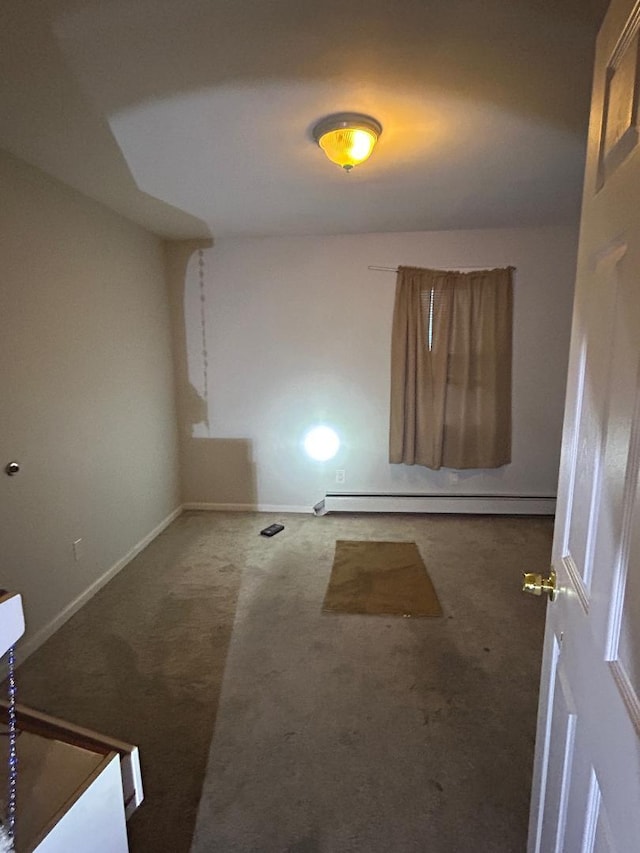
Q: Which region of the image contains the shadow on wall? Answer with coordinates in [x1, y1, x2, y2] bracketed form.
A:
[165, 240, 257, 507]
[182, 437, 257, 507]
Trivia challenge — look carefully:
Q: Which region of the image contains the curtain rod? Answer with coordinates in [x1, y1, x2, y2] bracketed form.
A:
[368, 264, 491, 273]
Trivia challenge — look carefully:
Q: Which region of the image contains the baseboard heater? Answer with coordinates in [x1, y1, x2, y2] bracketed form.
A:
[313, 493, 556, 516]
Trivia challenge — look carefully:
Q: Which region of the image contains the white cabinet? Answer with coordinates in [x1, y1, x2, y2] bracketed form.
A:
[0, 704, 143, 853]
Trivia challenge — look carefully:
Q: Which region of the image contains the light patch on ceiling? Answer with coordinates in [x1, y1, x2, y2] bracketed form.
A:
[0, 0, 604, 239]
[105, 81, 585, 237]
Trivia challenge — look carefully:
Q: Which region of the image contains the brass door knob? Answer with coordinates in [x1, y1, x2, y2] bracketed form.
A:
[523, 570, 556, 601]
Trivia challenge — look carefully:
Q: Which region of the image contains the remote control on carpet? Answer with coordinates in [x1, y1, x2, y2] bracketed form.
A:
[260, 523, 284, 537]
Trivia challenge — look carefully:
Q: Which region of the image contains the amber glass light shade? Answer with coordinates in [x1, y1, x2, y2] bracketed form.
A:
[312, 114, 382, 171]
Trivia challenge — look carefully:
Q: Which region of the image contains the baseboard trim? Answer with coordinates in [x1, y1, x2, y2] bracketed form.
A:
[182, 502, 313, 514]
[16, 505, 183, 666]
[319, 493, 556, 515]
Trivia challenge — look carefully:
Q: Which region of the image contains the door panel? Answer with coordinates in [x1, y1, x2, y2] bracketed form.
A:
[538, 668, 576, 853]
[584, 771, 613, 853]
[565, 257, 620, 593]
[616, 382, 640, 689]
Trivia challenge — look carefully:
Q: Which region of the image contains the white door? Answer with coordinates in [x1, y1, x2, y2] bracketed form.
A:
[527, 1, 640, 850]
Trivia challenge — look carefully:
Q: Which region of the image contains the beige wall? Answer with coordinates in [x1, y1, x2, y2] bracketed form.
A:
[0, 150, 181, 654]
[168, 226, 578, 509]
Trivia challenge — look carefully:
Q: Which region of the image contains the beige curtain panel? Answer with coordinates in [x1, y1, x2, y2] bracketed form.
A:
[389, 265, 513, 470]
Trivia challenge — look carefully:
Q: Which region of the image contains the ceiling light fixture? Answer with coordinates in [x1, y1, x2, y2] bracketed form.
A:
[312, 113, 382, 172]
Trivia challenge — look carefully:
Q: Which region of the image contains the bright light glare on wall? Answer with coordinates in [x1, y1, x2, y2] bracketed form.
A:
[303, 426, 340, 461]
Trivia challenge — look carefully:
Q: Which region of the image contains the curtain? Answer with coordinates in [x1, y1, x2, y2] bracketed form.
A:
[389, 265, 513, 469]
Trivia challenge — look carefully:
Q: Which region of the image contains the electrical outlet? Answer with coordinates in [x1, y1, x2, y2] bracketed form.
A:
[335, 469, 346, 484]
[73, 538, 84, 562]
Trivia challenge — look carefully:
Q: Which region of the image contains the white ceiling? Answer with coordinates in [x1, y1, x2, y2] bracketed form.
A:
[0, 0, 608, 240]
